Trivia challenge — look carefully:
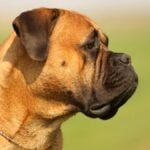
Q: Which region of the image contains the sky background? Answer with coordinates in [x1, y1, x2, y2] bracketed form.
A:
[0, 0, 150, 21]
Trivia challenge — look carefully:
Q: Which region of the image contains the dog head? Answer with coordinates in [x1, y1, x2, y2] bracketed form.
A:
[12, 8, 138, 120]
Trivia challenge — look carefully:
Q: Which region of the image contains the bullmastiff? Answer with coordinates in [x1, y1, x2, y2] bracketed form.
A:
[0, 8, 138, 149]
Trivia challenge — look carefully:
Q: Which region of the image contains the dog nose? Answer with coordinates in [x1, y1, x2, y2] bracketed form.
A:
[109, 52, 131, 67]
[119, 54, 131, 65]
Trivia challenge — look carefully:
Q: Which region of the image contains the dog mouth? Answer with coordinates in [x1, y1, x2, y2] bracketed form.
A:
[89, 103, 118, 120]
[85, 81, 137, 120]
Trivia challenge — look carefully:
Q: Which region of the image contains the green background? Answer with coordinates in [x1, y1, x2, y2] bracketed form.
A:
[62, 20, 150, 150]
[0, 7, 150, 150]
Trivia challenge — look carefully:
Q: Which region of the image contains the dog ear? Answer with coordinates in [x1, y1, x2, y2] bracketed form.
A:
[12, 8, 59, 61]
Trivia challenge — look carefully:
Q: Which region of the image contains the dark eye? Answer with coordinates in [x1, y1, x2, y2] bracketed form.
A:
[83, 31, 100, 51]
[85, 40, 95, 50]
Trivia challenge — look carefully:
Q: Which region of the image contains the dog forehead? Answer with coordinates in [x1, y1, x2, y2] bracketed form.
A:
[54, 9, 107, 45]
[50, 9, 98, 44]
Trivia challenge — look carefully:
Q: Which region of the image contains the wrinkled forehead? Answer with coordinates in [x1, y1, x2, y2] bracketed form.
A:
[52, 9, 108, 45]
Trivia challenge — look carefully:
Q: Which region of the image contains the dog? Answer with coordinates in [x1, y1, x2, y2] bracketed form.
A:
[0, 8, 138, 149]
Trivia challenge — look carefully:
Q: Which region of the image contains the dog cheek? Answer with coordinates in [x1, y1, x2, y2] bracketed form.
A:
[72, 66, 96, 109]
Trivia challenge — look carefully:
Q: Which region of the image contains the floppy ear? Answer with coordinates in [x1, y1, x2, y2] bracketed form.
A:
[12, 8, 59, 61]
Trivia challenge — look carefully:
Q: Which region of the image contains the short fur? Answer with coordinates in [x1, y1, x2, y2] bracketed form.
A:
[0, 8, 138, 149]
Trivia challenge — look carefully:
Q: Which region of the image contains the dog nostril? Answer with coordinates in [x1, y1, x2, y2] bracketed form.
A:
[119, 54, 131, 65]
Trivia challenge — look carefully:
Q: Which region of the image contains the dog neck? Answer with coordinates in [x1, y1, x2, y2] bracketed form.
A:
[0, 33, 77, 149]
[0, 115, 66, 149]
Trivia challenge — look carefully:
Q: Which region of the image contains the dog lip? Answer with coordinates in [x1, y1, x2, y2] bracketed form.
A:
[86, 82, 138, 120]
[112, 80, 138, 108]
[98, 107, 118, 120]
[89, 103, 111, 117]
[87, 103, 118, 120]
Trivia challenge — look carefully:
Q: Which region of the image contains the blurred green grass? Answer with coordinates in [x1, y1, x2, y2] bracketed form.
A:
[0, 19, 150, 150]
[62, 21, 150, 150]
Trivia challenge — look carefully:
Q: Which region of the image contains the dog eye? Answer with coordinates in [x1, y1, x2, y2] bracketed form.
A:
[83, 31, 100, 51]
[85, 40, 95, 50]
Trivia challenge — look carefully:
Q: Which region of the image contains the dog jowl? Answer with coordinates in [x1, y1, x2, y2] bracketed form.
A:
[0, 7, 138, 149]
